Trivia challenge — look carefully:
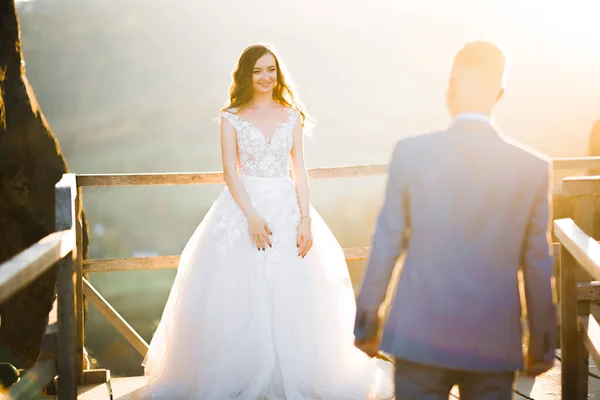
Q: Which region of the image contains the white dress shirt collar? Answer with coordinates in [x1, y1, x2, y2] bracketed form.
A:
[453, 112, 491, 125]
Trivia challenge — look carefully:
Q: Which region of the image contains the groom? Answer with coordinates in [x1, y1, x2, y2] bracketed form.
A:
[354, 41, 557, 399]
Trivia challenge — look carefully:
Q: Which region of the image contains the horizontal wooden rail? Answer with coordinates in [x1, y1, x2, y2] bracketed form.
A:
[562, 176, 600, 196]
[554, 218, 600, 281]
[577, 282, 600, 301]
[74, 157, 600, 188]
[83, 247, 370, 273]
[78, 171, 224, 186]
[76, 164, 389, 187]
[82, 244, 573, 274]
[83, 278, 149, 356]
[6, 359, 57, 398]
[0, 230, 75, 304]
[553, 156, 600, 171]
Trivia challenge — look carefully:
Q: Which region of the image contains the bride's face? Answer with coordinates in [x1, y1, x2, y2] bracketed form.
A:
[252, 53, 278, 94]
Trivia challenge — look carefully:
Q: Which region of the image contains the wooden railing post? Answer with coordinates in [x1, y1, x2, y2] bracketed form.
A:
[577, 298, 590, 398]
[555, 217, 600, 399]
[560, 245, 581, 398]
[571, 194, 594, 397]
[75, 186, 84, 382]
[573, 195, 594, 238]
[56, 174, 78, 399]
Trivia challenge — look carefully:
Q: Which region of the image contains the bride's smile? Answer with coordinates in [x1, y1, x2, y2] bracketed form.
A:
[253, 53, 277, 93]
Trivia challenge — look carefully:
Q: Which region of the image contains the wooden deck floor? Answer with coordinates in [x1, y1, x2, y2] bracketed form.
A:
[41, 355, 600, 399]
[41, 304, 600, 399]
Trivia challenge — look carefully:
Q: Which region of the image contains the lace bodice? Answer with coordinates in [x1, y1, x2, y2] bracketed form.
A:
[220, 108, 298, 178]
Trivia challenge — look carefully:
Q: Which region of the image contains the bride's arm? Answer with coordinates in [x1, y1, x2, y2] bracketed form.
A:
[290, 116, 312, 256]
[290, 116, 310, 218]
[220, 117, 272, 250]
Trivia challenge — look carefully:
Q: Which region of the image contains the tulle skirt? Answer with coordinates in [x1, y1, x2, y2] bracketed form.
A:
[139, 176, 394, 400]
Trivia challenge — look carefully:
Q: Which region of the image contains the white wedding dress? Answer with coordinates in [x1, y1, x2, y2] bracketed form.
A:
[140, 108, 395, 400]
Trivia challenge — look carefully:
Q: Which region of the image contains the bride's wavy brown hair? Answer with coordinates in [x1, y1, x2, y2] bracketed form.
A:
[222, 43, 311, 130]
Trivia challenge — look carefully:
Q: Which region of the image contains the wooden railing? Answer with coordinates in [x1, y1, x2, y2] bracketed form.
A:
[74, 164, 389, 358]
[1, 155, 600, 397]
[0, 174, 80, 399]
[70, 156, 600, 358]
[555, 217, 600, 399]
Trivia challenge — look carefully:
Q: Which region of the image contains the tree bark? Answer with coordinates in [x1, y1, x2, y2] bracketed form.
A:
[0, 0, 89, 369]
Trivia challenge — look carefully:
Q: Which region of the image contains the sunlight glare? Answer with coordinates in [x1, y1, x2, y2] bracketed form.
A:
[536, 2, 600, 54]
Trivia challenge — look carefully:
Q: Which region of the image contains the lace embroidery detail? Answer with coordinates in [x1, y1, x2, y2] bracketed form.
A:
[211, 192, 248, 258]
[220, 108, 298, 178]
[211, 177, 300, 260]
[213, 108, 301, 266]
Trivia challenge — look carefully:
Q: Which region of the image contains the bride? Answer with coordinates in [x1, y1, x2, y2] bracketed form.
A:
[139, 43, 394, 400]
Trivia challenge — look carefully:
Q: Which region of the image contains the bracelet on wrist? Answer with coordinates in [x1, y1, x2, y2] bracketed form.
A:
[300, 216, 311, 223]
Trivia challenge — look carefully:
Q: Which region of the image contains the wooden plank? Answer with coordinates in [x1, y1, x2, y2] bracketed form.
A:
[516, 356, 562, 399]
[559, 246, 580, 397]
[562, 176, 600, 196]
[83, 255, 180, 272]
[6, 359, 57, 399]
[553, 157, 600, 171]
[83, 278, 149, 356]
[57, 251, 77, 399]
[78, 244, 583, 273]
[579, 315, 600, 370]
[554, 218, 600, 281]
[78, 244, 577, 274]
[56, 173, 78, 399]
[97, 362, 600, 400]
[577, 282, 600, 301]
[577, 300, 590, 399]
[76, 165, 389, 187]
[0, 230, 74, 304]
[75, 243, 563, 274]
[77, 171, 223, 186]
[307, 164, 388, 179]
[55, 174, 76, 230]
[82, 247, 371, 273]
[75, 187, 84, 381]
[70, 157, 600, 188]
[572, 196, 596, 283]
[81, 369, 110, 385]
[573, 195, 595, 237]
[107, 376, 146, 399]
[77, 382, 111, 400]
[40, 327, 58, 357]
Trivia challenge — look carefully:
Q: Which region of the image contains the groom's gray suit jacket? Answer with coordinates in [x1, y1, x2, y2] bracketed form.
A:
[356, 117, 557, 372]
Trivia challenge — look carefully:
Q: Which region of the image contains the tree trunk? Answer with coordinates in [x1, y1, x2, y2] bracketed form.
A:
[0, 0, 89, 369]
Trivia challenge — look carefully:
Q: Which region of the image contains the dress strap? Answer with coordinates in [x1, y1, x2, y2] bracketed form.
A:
[219, 108, 239, 131]
[287, 108, 300, 127]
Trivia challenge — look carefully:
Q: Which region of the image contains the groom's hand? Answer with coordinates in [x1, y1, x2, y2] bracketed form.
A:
[524, 332, 554, 377]
[354, 337, 381, 358]
[354, 310, 382, 357]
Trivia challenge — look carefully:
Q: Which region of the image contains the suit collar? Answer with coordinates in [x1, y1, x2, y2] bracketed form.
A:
[449, 112, 499, 134]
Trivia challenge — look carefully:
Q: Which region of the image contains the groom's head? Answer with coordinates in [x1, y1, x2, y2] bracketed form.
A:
[446, 41, 508, 118]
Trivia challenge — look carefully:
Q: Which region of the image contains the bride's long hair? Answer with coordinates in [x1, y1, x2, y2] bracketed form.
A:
[222, 43, 312, 131]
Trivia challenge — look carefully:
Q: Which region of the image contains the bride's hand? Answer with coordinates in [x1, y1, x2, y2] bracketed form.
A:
[248, 214, 272, 251]
[297, 217, 313, 258]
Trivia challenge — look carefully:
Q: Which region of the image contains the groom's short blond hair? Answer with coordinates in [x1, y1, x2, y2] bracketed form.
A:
[451, 41, 509, 89]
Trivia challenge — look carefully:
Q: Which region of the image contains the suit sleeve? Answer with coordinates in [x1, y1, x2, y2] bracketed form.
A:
[356, 141, 408, 314]
[521, 160, 557, 359]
